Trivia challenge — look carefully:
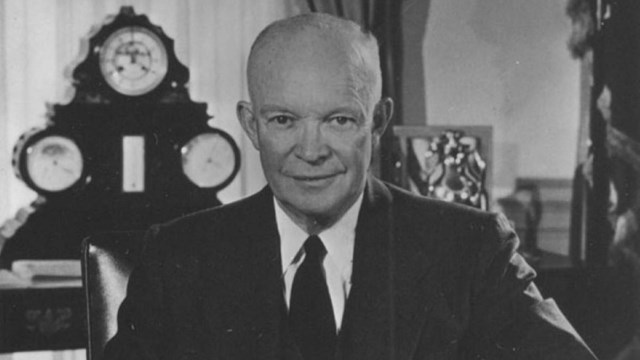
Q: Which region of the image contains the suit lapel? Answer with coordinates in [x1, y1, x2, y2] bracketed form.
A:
[338, 178, 450, 360]
[337, 177, 395, 359]
[201, 187, 295, 359]
[200, 179, 453, 359]
[246, 188, 291, 359]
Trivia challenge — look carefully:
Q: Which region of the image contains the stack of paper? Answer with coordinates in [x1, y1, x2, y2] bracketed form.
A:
[11, 260, 81, 279]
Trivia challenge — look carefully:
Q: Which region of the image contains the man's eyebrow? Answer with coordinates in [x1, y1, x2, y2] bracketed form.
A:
[258, 104, 364, 118]
[326, 106, 362, 116]
[259, 104, 294, 116]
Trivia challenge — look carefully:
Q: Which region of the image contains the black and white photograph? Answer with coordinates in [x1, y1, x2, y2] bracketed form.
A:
[0, 0, 635, 359]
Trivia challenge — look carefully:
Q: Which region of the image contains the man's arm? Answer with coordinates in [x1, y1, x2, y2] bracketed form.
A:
[465, 213, 597, 360]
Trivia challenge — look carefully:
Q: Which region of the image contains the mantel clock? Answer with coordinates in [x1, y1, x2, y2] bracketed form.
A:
[2, 7, 240, 265]
[99, 26, 168, 96]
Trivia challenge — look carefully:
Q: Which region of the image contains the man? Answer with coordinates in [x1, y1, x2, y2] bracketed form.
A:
[104, 13, 596, 360]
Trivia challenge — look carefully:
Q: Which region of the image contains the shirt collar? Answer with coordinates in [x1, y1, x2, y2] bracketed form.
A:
[275, 193, 364, 274]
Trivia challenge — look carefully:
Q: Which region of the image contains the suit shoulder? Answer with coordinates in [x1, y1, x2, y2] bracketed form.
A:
[146, 188, 270, 254]
[162, 187, 267, 228]
[384, 182, 513, 252]
[385, 182, 494, 223]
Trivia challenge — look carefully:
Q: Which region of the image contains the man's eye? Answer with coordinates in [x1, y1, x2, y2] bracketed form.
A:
[330, 116, 354, 126]
[269, 115, 293, 125]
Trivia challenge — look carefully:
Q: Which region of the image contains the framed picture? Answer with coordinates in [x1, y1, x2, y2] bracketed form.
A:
[393, 125, 493, 210]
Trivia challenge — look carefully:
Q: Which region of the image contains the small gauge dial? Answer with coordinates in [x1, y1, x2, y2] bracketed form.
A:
[181, 131, 239, 189]
[25, 135, 84, 192]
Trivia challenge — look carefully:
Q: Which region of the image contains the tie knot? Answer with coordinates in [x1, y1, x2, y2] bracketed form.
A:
[304, 235, 326, 261]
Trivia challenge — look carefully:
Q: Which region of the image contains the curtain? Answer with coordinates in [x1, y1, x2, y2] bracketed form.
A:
[569, 0, 640, 357]
[0, 1, 302, 359]
[567, 0, 640, 264]
[600, 0, 640, 358]
[301, 0, 404, 181]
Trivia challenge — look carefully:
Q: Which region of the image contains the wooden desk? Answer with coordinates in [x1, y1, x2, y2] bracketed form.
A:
[0, 276, 85, 353]
[0, 253, 634, 358]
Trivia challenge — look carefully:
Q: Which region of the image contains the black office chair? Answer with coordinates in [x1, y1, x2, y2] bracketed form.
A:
[81, 231, 144, 360]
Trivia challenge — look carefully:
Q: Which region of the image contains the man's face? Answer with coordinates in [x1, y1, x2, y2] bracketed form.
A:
[239, 38, 391, 230]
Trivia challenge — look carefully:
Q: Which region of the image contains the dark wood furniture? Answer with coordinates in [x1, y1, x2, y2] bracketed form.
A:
[0, 252, 634, 359]
[0, 279, 84, 353]
[82, 232, 142, 360]
[2, 6, 238, 266]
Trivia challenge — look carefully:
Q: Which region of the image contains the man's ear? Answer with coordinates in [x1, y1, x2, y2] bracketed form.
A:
[236, 101, 260, 150]
[372, 97, 394, 138]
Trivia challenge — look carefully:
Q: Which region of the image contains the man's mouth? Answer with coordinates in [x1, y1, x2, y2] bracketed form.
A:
[291, 174, 338, 182]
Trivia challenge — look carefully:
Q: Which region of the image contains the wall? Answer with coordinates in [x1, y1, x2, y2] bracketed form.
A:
[420, 0, 581, 197]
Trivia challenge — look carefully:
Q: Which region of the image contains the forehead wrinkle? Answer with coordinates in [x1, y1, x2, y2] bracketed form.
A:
[250, 42, 377, 118]
[257, 64, 369, 119]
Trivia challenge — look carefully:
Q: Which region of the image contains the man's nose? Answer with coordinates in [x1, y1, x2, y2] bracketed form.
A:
[294, 121, 330, 163]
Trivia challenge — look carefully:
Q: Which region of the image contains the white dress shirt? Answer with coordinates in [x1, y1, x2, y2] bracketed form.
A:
[275, 194, 363, 331]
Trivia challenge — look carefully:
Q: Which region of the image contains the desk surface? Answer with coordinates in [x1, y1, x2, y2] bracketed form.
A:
[0, 252, 633, 358]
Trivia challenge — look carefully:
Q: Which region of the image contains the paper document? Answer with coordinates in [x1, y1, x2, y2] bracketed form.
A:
[11, 260, 81, 279]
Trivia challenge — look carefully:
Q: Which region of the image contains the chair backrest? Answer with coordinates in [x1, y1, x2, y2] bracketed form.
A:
[81, 231, 144, 360]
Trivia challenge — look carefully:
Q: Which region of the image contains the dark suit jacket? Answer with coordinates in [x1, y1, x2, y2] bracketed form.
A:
[104, 177, 596, 360]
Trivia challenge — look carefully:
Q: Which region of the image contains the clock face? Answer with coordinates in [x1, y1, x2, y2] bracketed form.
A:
[99, 26, 168, 96]
[181, 132, 239, 189]
[25, 136, 84, 192]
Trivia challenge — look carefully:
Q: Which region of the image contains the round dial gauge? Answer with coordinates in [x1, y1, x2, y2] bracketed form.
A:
[181, 131, 240, 189]
[25, 135, 84, 192]
[99, 26, 168, 96]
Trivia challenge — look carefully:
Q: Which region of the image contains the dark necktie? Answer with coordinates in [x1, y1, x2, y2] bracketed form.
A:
[288, 235, 337, 360]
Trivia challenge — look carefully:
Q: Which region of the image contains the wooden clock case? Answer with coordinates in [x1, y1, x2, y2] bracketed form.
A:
[2, 7, 239, 266]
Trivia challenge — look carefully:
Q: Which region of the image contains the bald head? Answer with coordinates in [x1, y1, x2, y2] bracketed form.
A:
[237, 13, 393, 233]
[247, 13, 382, 109]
